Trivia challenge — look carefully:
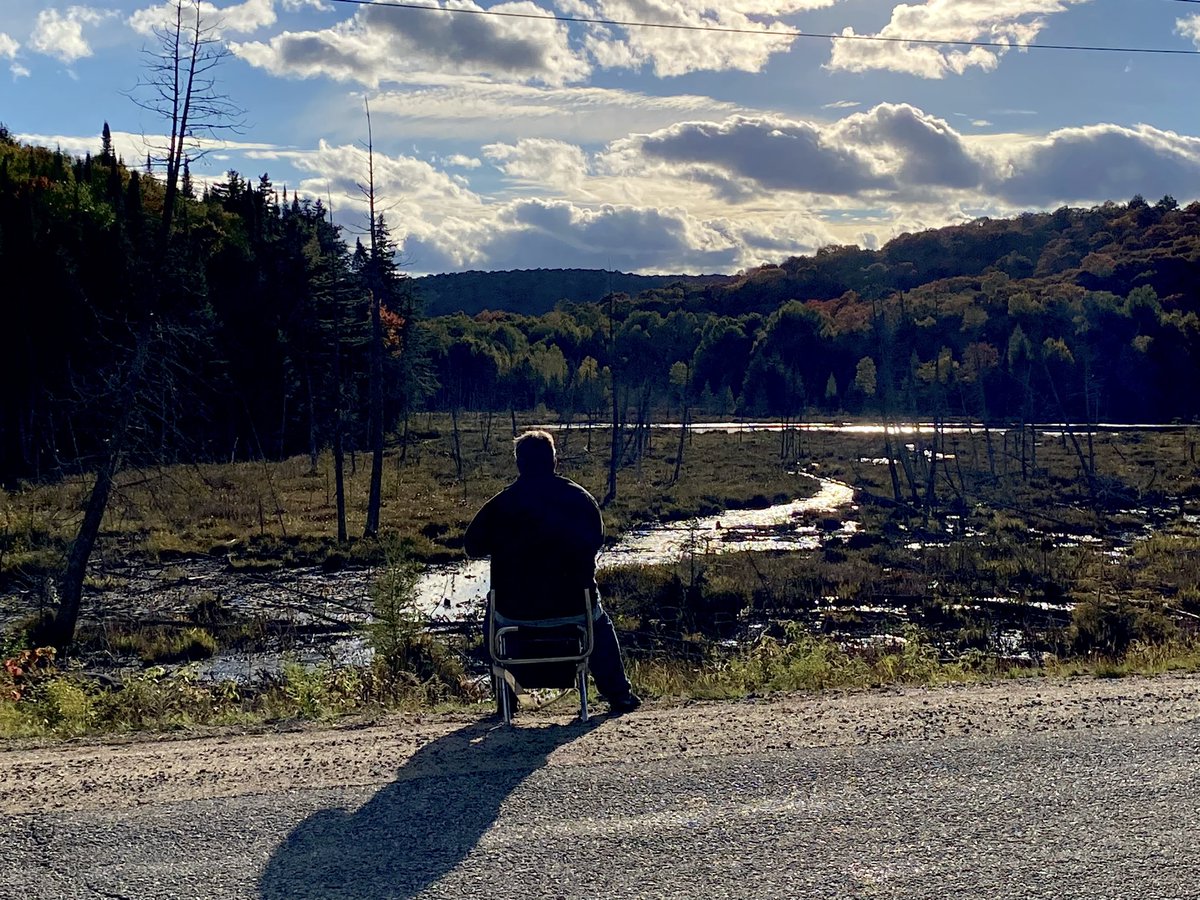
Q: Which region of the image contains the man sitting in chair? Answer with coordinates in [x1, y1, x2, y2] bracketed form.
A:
[465, 429, 641, 714]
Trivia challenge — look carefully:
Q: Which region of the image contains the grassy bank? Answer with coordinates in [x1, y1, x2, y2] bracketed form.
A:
[4, 628, 1199, 741]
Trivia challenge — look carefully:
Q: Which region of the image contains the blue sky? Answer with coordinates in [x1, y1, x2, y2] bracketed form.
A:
[3, 0, 1200, 274]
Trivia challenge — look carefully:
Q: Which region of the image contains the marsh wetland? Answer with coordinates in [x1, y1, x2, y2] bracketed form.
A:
[2, 419, 1199, 735]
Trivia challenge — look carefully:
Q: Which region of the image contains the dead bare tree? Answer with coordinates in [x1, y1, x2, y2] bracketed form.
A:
[129, 0, 244, 242]
[360, 98, 385, 538]
[49, 0, 241, 649]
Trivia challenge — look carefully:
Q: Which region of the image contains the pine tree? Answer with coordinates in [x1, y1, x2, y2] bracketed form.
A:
[180, 158, 194, 199]
[100, 121, 114, 162]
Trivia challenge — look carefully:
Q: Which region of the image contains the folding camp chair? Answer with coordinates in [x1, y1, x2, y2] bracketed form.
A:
[488, 589, 595, 725]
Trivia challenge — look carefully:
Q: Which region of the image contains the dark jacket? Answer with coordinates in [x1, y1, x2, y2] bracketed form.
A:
[464, 473, 603, 620]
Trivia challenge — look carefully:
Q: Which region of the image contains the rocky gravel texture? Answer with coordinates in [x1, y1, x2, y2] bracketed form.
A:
[2, 674, 1199, 898]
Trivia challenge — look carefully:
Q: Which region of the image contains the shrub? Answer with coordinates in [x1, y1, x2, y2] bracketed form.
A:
[1068, 598, 1178, 657]
[365, 541, 468, 701]
[110, 626, 217, 664]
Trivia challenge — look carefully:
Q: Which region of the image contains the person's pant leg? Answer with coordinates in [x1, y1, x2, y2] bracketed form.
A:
[589, 608, 633, 699]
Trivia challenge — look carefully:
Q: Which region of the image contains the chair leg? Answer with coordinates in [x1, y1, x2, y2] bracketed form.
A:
[578, 667, 589, 723]
[494, 668, 515, 725]
[501, 680, 513, 725]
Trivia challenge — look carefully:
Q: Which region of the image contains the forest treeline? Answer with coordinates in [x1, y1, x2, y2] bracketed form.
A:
[4, 128, 1200, 490]
[415, 268, 729, 317]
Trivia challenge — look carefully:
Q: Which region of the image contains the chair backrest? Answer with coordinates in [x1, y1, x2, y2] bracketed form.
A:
[488, 589, 594, 667]
[491, 582, 593, 621]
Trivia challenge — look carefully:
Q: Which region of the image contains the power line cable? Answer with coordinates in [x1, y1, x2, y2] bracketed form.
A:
[322, 0, 1200, 57]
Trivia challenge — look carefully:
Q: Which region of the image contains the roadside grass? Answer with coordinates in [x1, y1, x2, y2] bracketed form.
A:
[4, 627, 1200, 741]
[0, 653, 489, 740]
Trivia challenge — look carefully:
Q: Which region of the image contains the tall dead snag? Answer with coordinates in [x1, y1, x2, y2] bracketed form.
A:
[361, 99, 385, 537]
[50, 0, 241, 649]
[131, 0, 243, 243]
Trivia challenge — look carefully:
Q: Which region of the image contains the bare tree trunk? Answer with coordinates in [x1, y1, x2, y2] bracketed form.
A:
[672, 394, 689, 483]
[924, 419, 941, 508]
[306, 369, 319, 476]
[51, 334, 150, 648]
[604, 382, 620, 506]
[883, 427, 903, 503]
[604, 293, 620, 506]
[450, 404, 463, 480]
[364, 288, 384, 536]
[363, 99, 384, 538]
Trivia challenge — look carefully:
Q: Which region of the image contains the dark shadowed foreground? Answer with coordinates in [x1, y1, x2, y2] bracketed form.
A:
[2, 676, 1199, 899]
[258, 720, 594, 898]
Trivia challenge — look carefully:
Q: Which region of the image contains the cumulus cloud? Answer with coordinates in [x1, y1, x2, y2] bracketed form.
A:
[30, 6, 111, 63]
[994, 124, 1200, 206]
[129, 0, 279, 38]
[484, 138, 590, 190]
[1178, 14, 1200, 47]
[830, 103, 985, 190]
[231, 1, 590, 86]
[604, 104, 990, 200]
[402, 199, 741, 272]
[828, 0, 1091, 79]
[584, 0, 815, 77]
[0, 33, 18, 59]
[442, 154, 482, 168]
[605, 115, 888, 198]
[599, 103, 1200, 214]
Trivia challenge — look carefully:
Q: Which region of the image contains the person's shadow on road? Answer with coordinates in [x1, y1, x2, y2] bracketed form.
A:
[258, 717, 595, 899]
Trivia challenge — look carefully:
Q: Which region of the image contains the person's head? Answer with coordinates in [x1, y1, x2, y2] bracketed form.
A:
[514, 430, 556, 476]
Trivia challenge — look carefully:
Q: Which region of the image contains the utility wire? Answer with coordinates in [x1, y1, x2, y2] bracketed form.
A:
[323, 0, 1200, 57]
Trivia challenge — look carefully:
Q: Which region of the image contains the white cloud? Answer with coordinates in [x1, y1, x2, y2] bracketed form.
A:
[11, 63, 31, 79]
[993, 123, 1200, 205]
[231, 1, 590, 87]
[1178, 14, 1200, 47]
[0, 33, 19, 59]
[282, 139, 484, 222]
[442, 154, 482, 168]
[224, 135, 833, 273]
[402, 198, 743, 273]
[30, 6, 111, 64]
[585, 1, 805, 77]
[483, 138, 590, 190]
[602, 111, 895, 198]
[599, 103, 1200, 215]
[828, 0, 1091, 79]
[831, 103, 985, 190]
[334, 82, 743, 143]
[822, 100, 860, 109]
[129, 0, 279, 38]
[15, 130, 285, 168]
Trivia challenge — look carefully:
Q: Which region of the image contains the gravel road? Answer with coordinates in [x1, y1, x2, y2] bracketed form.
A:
[2, 674, 1199, 899]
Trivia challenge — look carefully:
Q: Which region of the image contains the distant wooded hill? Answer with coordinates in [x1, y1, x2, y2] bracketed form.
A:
[413, 269, 731, 317]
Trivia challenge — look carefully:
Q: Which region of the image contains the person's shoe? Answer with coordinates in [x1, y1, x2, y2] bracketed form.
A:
[606, 693, 642, 715]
